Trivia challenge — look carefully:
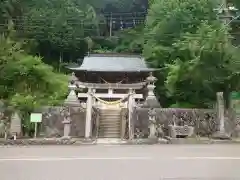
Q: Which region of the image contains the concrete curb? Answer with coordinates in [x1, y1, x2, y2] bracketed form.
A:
[0, 138, 240, 146]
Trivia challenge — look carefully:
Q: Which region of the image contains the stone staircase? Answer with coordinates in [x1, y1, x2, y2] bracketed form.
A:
[98, 109, 122, 138]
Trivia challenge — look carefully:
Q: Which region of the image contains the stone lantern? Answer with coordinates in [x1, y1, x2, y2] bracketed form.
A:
[61, 72, 81, 139]
[143, 72, 160, 108]
[69, 72, 78, 85]
[65, 72, 81, 109]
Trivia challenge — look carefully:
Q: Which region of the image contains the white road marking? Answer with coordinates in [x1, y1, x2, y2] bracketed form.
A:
[176, 156, 240, 160]
[0, 156, 152, 162]
[1, 156, 240, 162]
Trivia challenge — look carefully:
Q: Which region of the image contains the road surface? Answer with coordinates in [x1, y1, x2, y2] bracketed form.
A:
[0, 144, 240, 180]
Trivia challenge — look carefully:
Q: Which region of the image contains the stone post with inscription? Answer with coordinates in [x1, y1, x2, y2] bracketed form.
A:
[61, 106, 71, 139]
[212, 92, 230, 139]
[10, 111, 22, 139]
[148, 108, 157, 138]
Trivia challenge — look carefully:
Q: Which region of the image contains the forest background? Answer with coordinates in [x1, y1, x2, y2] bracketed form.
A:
[0, 0, 239, 117]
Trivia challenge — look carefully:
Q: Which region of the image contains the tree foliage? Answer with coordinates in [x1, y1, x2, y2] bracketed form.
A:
[0, 32, 68, 112]
[0, 0, 239, 110]
[144, 0, 240, 107]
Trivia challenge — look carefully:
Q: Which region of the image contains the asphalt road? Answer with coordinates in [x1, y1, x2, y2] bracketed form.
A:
[0, 144, 240, 180]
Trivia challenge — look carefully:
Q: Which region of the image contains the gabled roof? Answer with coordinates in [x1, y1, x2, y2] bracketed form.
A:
[68, 54, 155, 72]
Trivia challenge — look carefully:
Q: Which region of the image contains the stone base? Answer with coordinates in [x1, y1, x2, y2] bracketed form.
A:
[127, 137, 166, 145]
[82, 138, 96, 144]
[168, 125, 194, 138]
[96, 138, 127, 144]
[212, 131, 231, 140]
[166, 137, 211, 144]
[61, 136, 71, 140]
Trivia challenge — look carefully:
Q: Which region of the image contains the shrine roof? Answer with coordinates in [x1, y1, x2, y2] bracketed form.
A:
[68, 54, 155, 72]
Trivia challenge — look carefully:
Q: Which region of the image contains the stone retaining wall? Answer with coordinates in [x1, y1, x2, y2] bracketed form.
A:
[40, 106, 86, 138]
[133, 108, 238, 137]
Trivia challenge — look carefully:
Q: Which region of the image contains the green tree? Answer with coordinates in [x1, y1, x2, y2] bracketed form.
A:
[0, 33, 68, 113]
[17, 0, 105, 66]
[144, 0, 239, 107]
[114, 25, 144, 53]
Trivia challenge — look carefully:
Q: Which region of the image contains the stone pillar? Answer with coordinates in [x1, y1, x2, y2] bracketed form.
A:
[92, 89, 96, 105]
[10, 112, 21, 138]
[128, 88, 134, 140]
[218, 92, 225, 132]
[85, 88, 93, 138]
[148, 108, 157, 138]
[230, 92, 240, 137]
[213, 92, 230, 139]
[108, 88, 113, 95]
[62, 107, 71, 139]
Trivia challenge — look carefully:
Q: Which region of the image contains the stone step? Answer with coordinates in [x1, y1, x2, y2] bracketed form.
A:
[99, 131, 120, 135]
[98, 132, 121, 138]
[98, 134, 121, 138]
[99, 130, 121, 135]
[99, 126, 120, 130]
[99, 120, 121, 124]
[100, 110, 121, 112]
[99, 128, 120, 132]
[100, 112, 121, 115]
[99, 117, 121, 121]
[100, 121, 121, 124]
[100, 109, 121, 112]
[98, 110, 121, 138]
[99, 121, 121, 125]
[96, 138, 125, 144]
[100, 114, 121, 116]
[99, 116, 121, 119]
[100, 114, 121, 117]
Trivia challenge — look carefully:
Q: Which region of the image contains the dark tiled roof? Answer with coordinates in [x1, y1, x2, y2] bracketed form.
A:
[68, 54, 154, 72]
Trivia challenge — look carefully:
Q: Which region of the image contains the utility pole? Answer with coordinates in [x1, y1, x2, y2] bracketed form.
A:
[109, 13, 113, 37]
[214, 0, 238, 25]
[221, 0, 231, 24]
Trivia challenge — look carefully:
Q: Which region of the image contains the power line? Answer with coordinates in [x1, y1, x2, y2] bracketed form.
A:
[11, 11, 148, 18]
[4, 32, 238, 42]
[1, 23, 239, 39]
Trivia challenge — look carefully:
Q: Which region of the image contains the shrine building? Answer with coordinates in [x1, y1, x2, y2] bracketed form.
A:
[65, 53, 159, 139]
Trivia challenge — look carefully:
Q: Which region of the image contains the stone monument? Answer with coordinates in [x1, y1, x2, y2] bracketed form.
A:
[148, 108, 157, 138]
[10, 112, 22, 139]
[212, 92, 231, 139]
